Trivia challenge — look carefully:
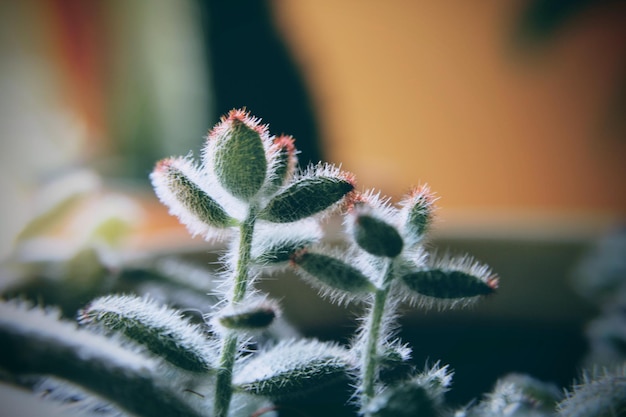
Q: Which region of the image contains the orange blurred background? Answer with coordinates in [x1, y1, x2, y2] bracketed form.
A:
[273, 0, 626, 214]
[1, 0, 625, 256]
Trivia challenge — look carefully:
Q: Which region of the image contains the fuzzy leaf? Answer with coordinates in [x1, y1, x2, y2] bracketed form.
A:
[354, 214, 403, 258]
[233, 339, 351, 399]
[0, 301, 207, 417]
[400, 185, 436, 246]
[259, 175, 354, 223]
[216, 298, 279, 331]
[79, 295, 215, 372]
[292, 251, 376, 295]
[253, 238, 316, 265]
[402, 269, 496, 299]
[267, 135, 297, 191]
[209, 112, 267, 201]
[151, 158, 236, 231]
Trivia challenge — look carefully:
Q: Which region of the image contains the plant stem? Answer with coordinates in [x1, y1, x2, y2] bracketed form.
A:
[214, 207, 257, 417]
[214, 333, 238, 417]
[360, 260, 394, 411]
[231, 206, 257, 303]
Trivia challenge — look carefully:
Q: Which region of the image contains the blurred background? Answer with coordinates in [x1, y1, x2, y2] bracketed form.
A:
[1, 0, 625, 409]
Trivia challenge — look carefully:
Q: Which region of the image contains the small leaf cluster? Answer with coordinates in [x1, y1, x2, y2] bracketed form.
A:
[288, 187, 498, 415]
[292, 189, 498, 308]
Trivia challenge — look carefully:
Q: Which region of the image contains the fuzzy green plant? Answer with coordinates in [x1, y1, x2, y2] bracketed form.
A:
[150, 109, 356, 417]
[1, 109, 625, 417]
[289, 188, 499, 415]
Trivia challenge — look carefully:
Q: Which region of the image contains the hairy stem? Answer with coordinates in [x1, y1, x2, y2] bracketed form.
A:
[214, 333, 239, 417]
[214, 207, 257, 417]
[231, 208, 256, 303]
[360, 261, 395, 411]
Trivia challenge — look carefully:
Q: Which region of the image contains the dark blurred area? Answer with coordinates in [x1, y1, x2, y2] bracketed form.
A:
[200, 0, 322, 167]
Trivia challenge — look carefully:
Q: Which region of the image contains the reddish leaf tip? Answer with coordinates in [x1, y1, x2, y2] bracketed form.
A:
[342, 187, 365, 213]
[486, 275, 499, 291]
[407, 184, 437, 207]
[154, 158, 174, 173]
[289, 248, 308, 267]
[210, 108, 268, 138]
[272, 134, 296, 152]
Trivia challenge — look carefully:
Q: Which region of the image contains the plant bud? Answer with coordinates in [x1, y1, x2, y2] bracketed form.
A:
[366, 363, 452, 417]
[206, 109, 268, 201]
[378, 344, 413, 385]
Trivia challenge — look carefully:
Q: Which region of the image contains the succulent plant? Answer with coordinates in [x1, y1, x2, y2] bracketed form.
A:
[1, 109, 623, 417]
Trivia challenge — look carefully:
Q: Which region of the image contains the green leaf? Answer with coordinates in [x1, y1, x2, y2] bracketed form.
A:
[151, 158, 236, 231]
[400, 185, 436, 246]
[354, 214, 403, 258]
[402, 269, 495, 299]
[401, 257, 497, 301]
[267, 135, 297, 191]
[216, 298, 279, 331]
[293, 251, 376, 295]
[233, 339, 351, 399]
[252, 238, 316, 265]
[219, 309, 275, 331]
[79, 295, 215, 372]
[0, 301, 207, 417]
[211, 116, 267, 201]
[259, 174, 354, 223]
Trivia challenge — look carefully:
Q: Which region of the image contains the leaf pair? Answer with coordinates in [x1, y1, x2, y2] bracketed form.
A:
[80, 295, 351, 401]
